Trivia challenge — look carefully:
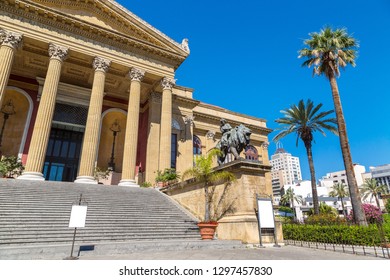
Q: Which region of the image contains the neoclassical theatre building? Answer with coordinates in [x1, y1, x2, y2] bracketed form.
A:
[0, 0, 271, 186]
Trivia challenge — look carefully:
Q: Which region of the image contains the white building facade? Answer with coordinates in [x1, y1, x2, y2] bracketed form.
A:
[369, 164, 390, 191]
[319, 164, 366, 188]
[270, 147, 302, 197]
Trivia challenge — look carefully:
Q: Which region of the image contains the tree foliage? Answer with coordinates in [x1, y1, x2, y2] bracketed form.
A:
[182, 149, 236, 222]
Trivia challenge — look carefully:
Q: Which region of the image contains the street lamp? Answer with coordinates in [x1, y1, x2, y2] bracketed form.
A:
[0, 99, 16, 151]
[108, 119, 121, 172]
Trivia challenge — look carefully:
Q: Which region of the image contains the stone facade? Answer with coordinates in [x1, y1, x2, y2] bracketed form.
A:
[0, 0, 271, 188]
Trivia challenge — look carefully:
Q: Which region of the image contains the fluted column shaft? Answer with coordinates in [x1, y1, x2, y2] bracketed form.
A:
[75, 57, 110, 184]
[119, 68, 145, 187]
[19, 43, 68, 180]
[159, 77, 175, 171]
[0, 30, 22, 106]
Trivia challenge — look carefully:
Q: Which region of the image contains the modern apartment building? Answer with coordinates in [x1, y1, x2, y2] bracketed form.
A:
[270, 145, 302, 196]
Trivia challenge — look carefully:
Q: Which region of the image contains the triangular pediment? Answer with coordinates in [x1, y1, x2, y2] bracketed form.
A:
[29, 0, 188, 57]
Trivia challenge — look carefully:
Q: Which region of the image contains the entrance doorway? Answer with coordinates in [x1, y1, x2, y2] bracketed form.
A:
[43, 128, 83, 182]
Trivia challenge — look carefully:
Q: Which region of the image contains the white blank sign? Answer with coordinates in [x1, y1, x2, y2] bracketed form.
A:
[69, 205, 88, 228]
[257, 199, 275, 228]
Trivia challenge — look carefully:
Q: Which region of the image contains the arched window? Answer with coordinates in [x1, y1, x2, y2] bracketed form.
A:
[193, 135, 202, 155]
[245, 145, 258, 161]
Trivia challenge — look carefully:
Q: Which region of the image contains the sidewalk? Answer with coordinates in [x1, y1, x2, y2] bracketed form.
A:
[78, 244, 385, 260]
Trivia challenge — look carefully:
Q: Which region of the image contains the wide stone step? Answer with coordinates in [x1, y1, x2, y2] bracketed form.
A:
[0, 179, 201, 250]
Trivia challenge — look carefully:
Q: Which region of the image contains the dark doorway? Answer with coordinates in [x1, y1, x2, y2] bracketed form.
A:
[43, 128, 83, 182]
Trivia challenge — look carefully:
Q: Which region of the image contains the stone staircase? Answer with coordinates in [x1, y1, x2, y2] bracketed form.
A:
[0, 178, 235, 259]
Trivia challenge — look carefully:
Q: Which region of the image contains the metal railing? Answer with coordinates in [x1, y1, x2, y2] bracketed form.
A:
[285, 239, 390, 259]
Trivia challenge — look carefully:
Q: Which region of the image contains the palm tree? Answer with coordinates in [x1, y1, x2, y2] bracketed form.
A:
[360, 178, 388, 209]
[280, 187, 303, 219]
[273, 99, 337, 215]
[298, 26, 367, 226]
[329, 182, 349, 216]
[182, 149, 236, 222]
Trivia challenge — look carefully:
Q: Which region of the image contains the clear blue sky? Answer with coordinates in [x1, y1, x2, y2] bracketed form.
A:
[117, 0, 390, 181]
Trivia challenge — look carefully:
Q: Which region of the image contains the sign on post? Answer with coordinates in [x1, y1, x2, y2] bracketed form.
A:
[256, 195, 280, 247]
[69, 205, 88, 228]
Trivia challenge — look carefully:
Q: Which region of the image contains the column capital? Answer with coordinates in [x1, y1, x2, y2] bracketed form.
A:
[184, 115, 195, 126]
[206, 130, 216, 140]
[48, 43, 68, 61]
[93, 57, 111, 73]
[161, 77, 176, 91]
[0, 30, 23, 49]
[128, 67, 145, 82]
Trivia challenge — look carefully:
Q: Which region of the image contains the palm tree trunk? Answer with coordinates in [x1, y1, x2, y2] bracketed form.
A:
[305, 143, 319, 215]
[205, 186, 210, 221]
[329, 74, 367, 226]
[340, 197, 346, 216]
[374, 194, 381, 209]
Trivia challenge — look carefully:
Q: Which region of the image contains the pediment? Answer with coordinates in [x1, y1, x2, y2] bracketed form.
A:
[28, 0, 188, 56]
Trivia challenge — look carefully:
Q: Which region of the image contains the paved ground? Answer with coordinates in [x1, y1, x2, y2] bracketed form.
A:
[79, 244, 385, 260]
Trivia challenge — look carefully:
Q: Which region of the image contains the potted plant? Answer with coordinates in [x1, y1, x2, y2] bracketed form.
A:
[182, 149, 236, 240]
[0, 156, 24, 178]
[93, 166, 112, 184]
[155, 168, 180, 187]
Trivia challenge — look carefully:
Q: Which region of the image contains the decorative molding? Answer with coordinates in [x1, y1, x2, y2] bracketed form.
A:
[161, 77, 176, 91]
[0, 29, 23, 49]
[184, 115, 194, 126]
[48, 43, 68, 61]
[181, 38, 190, 53]
[206, 130, 216, 140]
[92, 57, 111, 72]
[0, 1, 187, 67]
[128, 67, 145, 82]
[262, 142, 269, 149]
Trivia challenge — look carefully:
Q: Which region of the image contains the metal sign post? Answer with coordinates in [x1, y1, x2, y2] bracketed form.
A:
[65, 194, 88, 260]
[256, 194, 280, 248]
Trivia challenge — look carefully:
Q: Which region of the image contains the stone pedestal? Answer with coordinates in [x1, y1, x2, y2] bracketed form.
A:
[162, 158, 283, 244]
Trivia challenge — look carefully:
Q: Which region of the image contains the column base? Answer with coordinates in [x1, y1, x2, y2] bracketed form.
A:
[118, 179, 139, 187]
[74, 176, 98, 184]
[17, 172, 45, 181]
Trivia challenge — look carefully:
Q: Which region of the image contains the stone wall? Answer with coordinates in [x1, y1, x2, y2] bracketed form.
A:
[162, 159, 283, 244]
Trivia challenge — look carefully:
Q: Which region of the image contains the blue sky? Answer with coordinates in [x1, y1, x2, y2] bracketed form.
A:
[117, 0, 390, 181]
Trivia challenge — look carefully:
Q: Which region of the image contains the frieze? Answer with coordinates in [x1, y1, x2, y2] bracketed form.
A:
[0, 11, 177, 74]
[0, 1, 186, 67]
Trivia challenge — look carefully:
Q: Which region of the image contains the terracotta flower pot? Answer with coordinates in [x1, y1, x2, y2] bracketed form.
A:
[197, 222, 218, 240]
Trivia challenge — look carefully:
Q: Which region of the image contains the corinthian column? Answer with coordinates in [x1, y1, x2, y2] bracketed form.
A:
[18, 43, 68, 181]
[159, 77, 175, 171]
[75, 57, 111, 184]
[0, 30, 22, 106]
[119, 68, 145, 187]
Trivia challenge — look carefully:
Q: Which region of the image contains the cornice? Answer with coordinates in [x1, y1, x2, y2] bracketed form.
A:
[1, 0, 187, 68]
[173, 95, 200, 109]
[193, 112, 273, 136]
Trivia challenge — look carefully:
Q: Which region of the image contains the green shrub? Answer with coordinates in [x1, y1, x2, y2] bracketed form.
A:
[305, 213, 346, 226]
[385, 200, 390, 213]
[307, 202, 338, 216]
[0, 156, 24, 178]
[283, 223, 390, 246]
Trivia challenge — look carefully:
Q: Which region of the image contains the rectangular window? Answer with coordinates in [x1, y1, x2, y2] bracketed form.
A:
[171, 134, 177, 169]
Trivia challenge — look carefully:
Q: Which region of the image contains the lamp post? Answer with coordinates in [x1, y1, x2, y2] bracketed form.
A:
[0, 99, 16, 152]
[108, 119, 121, 172]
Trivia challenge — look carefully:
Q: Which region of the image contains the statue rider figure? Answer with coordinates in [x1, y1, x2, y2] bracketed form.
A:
[216, 118, 252, 165]
[220, 119, 232, 150]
